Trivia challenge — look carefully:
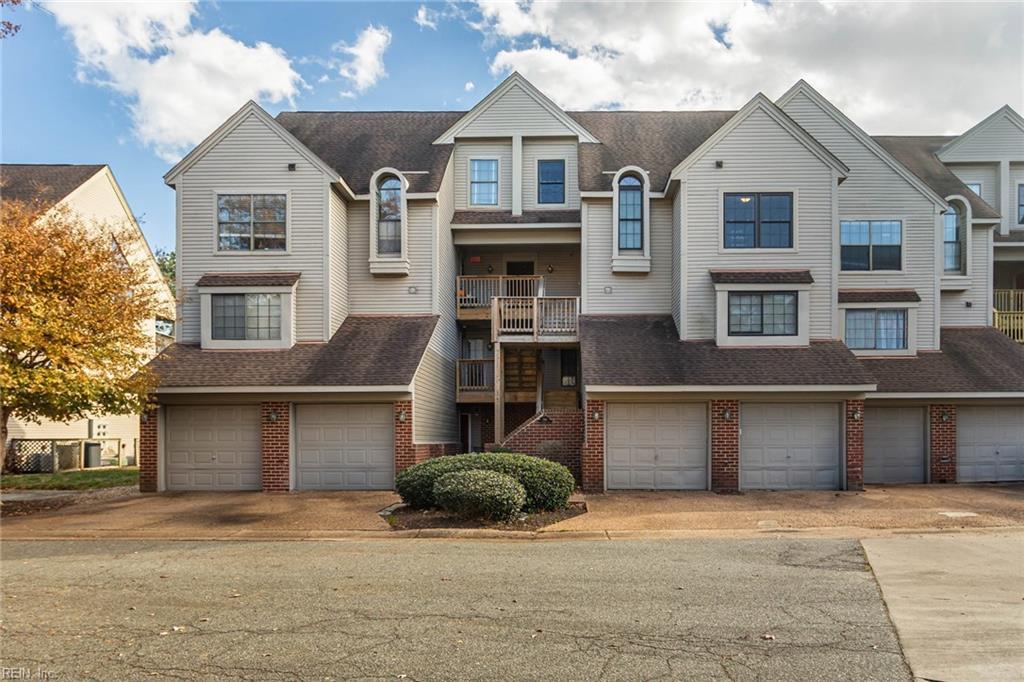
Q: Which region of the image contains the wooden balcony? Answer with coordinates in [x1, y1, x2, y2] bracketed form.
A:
[457, 275, 544, 320]
[994, 289, 1024, 343]
[456, 356, 538, 404]
[491, 296, 579, 342]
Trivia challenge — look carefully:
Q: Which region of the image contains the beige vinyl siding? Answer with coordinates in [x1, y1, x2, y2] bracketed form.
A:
[940, 226, 992, 326]
[523, 138, 580, 210]
[433, 155, 459, 354]
[461, 245, 580, 296]
[940, 115, 1024, 162]
[671, 189, 682, 333]
[8, 413, 140, 457]
[412, 342, 458, 444]
[347, 201, 433, 314]
[177, 112, 328, 342]
[682, 107, 835, 339]
[781, 91, 939, 350]
[584, 198, 673, 314]
[328, 187, 349, 334]
[947, 163, 999, 207]
[453, 141, 513, 211]
[460, 82, 577, 137]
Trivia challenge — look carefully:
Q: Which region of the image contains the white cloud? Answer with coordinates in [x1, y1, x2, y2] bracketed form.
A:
[414, 5, 438, 30]
[47, 1, 302, 163]
[470, 1, 1024, 134]
[334, 25, 392, 94]
[464, 81, 475, 92]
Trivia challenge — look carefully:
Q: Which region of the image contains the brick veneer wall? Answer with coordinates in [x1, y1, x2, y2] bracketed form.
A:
[393, 400, 417, 472]
[500, 409, 584, 480]
[581, 399, 605, 491]
[479, 403, 542, 447]
[139, 408, 158, 493]
[413, 443, 460, 460]
[710, 399, 740, 491]
[929, 404, 957, 483]
[260, 402, 290, 492]
[845, 399, 865, 490]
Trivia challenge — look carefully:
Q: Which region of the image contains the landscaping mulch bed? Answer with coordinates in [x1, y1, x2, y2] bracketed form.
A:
[0, 485, 140, 518]
[386, 501, 587, 531]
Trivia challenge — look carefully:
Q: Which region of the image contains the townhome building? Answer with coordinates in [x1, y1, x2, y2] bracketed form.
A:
[2, 164, 176, 470]
[144, 74, 1024, 494]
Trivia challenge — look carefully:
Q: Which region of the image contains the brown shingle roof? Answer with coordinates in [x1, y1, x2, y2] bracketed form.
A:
[568, 111, 736, 192]
[838, 289, 921, 304]
[580, 315, 875, 387]
[196, 272, 301, 287]
[450, 209, 581, 225]
[275, 112, 463, 194]
[861, 327, 1024, 393]
[149, 315, 437, 388]
[709, 269, 814, 285]
[872, 136, 1000, 220]
[0, 164, 105, 210]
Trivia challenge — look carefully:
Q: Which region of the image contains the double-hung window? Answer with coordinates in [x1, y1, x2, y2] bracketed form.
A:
[840, 220, 902, 271]
[943, 205, 964, 273]
[211, 293, 282, 341]
[217, 194, 286, 251]
[723, 192, 793, 248]
[469, 159, 498, 206]
[845, 309, 907, 350]
[617, 175, 643, 250]
[1018, 184, 1024, 224]
[537, 160, 565, 204]
[728, 291, 797, 336]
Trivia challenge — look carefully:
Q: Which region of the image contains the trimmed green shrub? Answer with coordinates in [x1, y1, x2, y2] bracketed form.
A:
[395, 453, 575, 512]
[433, 470, 527, 522]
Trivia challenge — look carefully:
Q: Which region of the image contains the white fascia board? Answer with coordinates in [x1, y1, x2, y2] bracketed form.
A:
[156, 385, 412, 394]
[450, 222, 581, 230]
[937, 105, 1024, 159]
[164, 100, 341, 186]
[666, 93, 849, 193]
[867, 392, 1024, 400]
[432, 72, 599, 144]
[585, 384, 878, 393]
[776, 80, 948, 210]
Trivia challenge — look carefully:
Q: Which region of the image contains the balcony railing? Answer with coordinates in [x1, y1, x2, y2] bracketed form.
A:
[995, 309, 1024, 344]
[994, 289, 1024, 312]
[491, 296, 579, 341]
[457, 358, 494, 392]
[457, 275, 544, 316]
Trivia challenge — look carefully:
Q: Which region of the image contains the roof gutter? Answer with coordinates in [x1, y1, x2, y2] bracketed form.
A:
[156, 385, 412, 394]
[585, 384, 878, 393]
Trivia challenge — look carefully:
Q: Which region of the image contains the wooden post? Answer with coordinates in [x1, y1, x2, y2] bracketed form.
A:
[535, 349, 544, 414]
[494, 342, 505, 443]
[491, 297, 499, 343]
[533, 299, 540, 340]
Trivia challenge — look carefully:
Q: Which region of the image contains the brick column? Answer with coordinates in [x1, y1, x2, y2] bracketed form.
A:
[393, 400, 416, 473]
[580, 399, 605, 492]
[929, 404, 957, 483]
[260, 402, 290, 492]
[845, 399, 865, 490]
[710, 399, 740, 491]
[139, 408, 158, 493]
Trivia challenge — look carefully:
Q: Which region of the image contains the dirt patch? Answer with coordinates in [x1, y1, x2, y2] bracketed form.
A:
[0, 485, 140, 517]
[387, 502, 587, 531]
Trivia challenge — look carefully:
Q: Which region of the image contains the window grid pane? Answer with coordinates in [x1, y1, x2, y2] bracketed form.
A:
[618, 181, 643, 250]
[211, 293, 281, 341]
[840, 220, 901, 271]
[377, 177, 402, 255]
[470, 160, 498, 205]
[844, 309, 876, 349]
[728, 294, 762, 334]
[943, 208, 963, 272]
[218, 194, 286, 252]
[844, 309, 907, 350]
[724, 193, 792, 248]
[762, 293, 797, 335]
[538, 160, 565, 204]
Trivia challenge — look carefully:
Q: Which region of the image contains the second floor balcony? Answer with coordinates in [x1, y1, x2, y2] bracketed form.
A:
[994, 288, 1024, 343]
[456, 275, 579, 341]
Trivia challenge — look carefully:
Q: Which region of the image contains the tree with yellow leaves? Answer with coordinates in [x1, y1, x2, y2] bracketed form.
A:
[1, 199, 160, 471]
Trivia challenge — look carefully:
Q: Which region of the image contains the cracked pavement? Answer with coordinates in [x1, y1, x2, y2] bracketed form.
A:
[0, 538, 911, 681]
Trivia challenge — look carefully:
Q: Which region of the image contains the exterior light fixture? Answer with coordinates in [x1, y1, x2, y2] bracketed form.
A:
[941, 411, 951, 423]
[399, 410, 408, 422]
[408, 286, 418, 294]
[722, 408, 733, 421]
[486, 264, 494, 273]
[592, 410, 601, 421]
[268, 410, 280, 422]
[547, 265, 554, 274]
[852, 409, 862, 421]
[141, 413, 149, 423]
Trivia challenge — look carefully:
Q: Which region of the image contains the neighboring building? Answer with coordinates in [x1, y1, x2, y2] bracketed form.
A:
[2, 164, 176, 471]
[143, 74, 1024, 494]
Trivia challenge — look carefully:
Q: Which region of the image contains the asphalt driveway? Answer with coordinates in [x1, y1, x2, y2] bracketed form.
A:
[0, 538, 910, 680]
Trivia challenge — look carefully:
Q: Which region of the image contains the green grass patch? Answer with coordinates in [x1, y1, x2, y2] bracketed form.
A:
[0, 467, 139, 491]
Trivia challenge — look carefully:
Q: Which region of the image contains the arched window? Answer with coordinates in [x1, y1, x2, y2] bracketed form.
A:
[943, 202, 964, 273]
[618, 174, 643, 251]
[377, 176, 402, 256]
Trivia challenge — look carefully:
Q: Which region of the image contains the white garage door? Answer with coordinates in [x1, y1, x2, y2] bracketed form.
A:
[958, 406, 1024, 482]
[740, 403, 840, 490]
[165, 406, 261, 491]
[864, 407, 926, 484]
[295, 404, 394, 490]
[606, 403, 707, 490]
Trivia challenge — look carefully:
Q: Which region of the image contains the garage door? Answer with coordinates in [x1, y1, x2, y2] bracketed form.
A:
[958, 406, 1024, 482]
[606, 403, 707, 489]
[165, 406, 261, 490]
[864, 407, 926, 484]
[740, 403, 840, 490]
[295, 404, 394, 490]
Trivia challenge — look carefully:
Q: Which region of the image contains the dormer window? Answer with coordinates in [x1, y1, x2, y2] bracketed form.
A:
[377, 175, 402, 256]
[369, 168, 410, 275]
[196, 272, 298, 350]
[611, 167, 651, 273]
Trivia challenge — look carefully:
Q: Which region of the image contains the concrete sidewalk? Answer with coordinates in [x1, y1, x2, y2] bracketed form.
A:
[863, 533, 1024, 682]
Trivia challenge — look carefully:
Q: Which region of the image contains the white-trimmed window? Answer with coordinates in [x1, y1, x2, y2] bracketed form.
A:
[840, 220, 902, 271]
[212, 293, 281, 340]
[844, 309, 907, 351]
[377, 175, 402, 255]
[537, 159, 565, 204]
[618, 175, 643, 251]
[611, 166, 651, 272]
[369, 169, 410, 275]
[470, 159, 499, 206]
[943, 203, 965, 274]
[723, 192, 793, 249]
[216, 194, 286, 252]
[1018, 183, 1024, 224]
[728, 292, 798, 336]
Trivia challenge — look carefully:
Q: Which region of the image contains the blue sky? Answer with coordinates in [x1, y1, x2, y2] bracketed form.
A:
[2, 1, 1020, 252]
